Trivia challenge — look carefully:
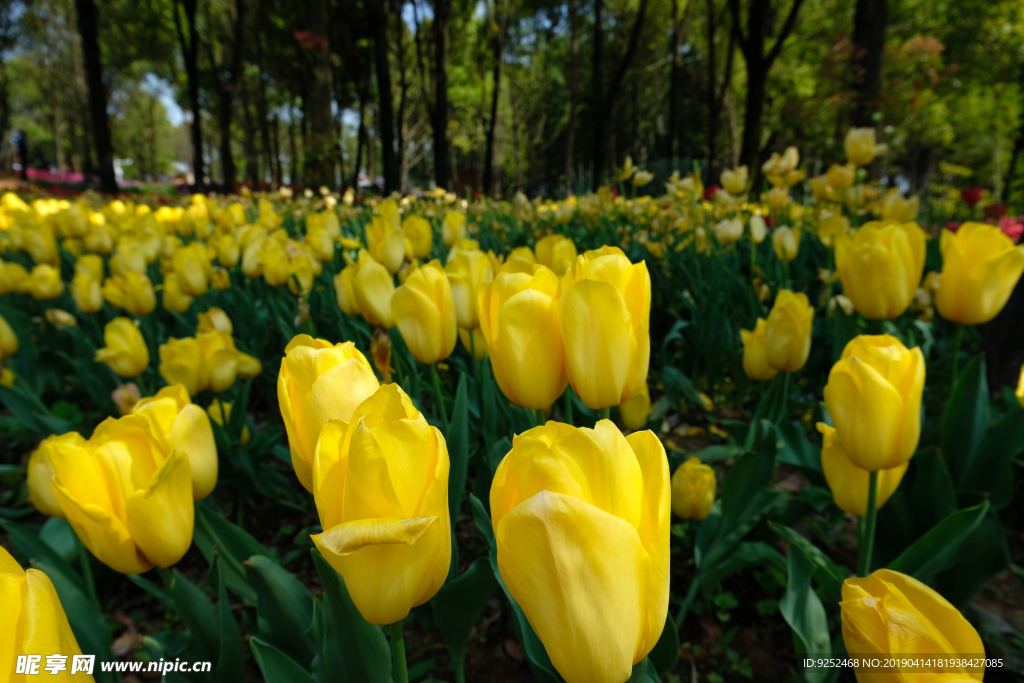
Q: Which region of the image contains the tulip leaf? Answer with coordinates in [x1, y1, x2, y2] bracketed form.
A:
[941, 355, 989, 486]
[744, 375, 787, 448]
[769, 523, 846, 605]
[886, 501, 989, 584]
[193, 502, 270, 602]
[775, 420, 823, 476]
[488, 548, 565, 683]
[246, 555, 317, 669]
[626, 657, 660, 683]
[167, 568, 221, 668]
[214, 555, 246, 683]
[961, 409, 1024, 509]
[647, 611, 680, 675]
[128, 573, 179, 615]
[251, 637, 320, 683]
[932, 506, 1010, 607]
[702, 541, 787, 593]
[39, 517, 77, 563]
[310, 549, 393, 683]
[431, 557, 499, 664]
[780, 547, 831, 682]
[469, 493, 495, 549]
[447, 374, 470, 528]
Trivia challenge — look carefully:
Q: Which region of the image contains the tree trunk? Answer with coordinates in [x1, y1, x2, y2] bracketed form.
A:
[432, 0, 452, 190]
[303, 0, 336, 189]
[173, 0, 203, 191]
[240, 71, 260, 183]
[289, 104, 299, 184]
[851, 0, 887, 127]
[668, 0, 681, 159]
[393, 0, 408, 190]
[706, 0, 717, 174]
[74, 0, 116, 193]
[371, 0, 399, 194]
[739, 60, 766, 172]
[352, 98, 367, 189]
[53, 102, 65, 172]
[218, 92, 235, 190]
[482, 4, 504, 196]
[565, 0, 579, 194]
[270, 113, 282, 186]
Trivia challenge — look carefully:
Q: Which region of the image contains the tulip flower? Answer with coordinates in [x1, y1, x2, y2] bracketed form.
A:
[844, 127, 887, 166]
[111, 239, 147, 275]
[535, 234, 578, 275]
[619, 155, 637, 181]
[767, 187, 790, 212]
[131, 385, 219, 500]
[95, 318, 150, 378]
[827, 163, 856, 191]
[445, 249, 493, 329]
[70, 271, 103, 313]
[213, 233, 241, 267]
[818, 423, 907, 516]
[934, 222, 1024, 325]
[808, 174, 832, 203]
[27, 433, 86, 518]
[159, 332, 260, 396]
[619, 381, 651, 431]
[559, 246, 651, 410]
[158, 337, 206, 396]
[720, 166, 748, 195]
[0, 259, 28, 294]
[403, 214, 433, 258]
[442, 211, 466, 246]
[509, 245, 536, 264]
[278, 335, 380, 492]
[162, 273, 194, 314]
[817, 213, 850, 247]
[879, 189, 920, 222]
[172, 242, 212, 296]
[835, 221, 926, 320]
[48, 417, 194, 574]
[765, 290, 813, 373]
[840, 569, 984, 681]
[23, 264, 63, 300]
[0, 312, 17, 360]
[772, 226, 801, 262]
[392, 259, 458, 364]
[445, 238, 481, 265]
[459, 327, 487, 360]
[478, 261, 567, 410]
[823, 335, 924, 472]
[366, 215, 407, 273]
[353, 252, 397, 328]
[713, 218, 744, 245]
[197, 307, 233, 334]
[632, 170, 654, 187]
[1, 546, 94, 675]
[103, 272, 157, 316]
[490, 420, 670, 683]
[748, 215, 767, 244]
[211, 266, 231, 290]
[740, 318, 779, 381]
[334, 262, 360, 315]
[671, 456, 716, 520]
[45, 309, 76, 328]
[311, 384, 450, 625]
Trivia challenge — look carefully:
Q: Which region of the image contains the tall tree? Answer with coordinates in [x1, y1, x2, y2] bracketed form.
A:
[74, 0, 117, 192]
[432, 0, 452, 190]
[564, 0, 579, 194]
[851, 0, 887, 127]
[173, 0, 204, 190]
[482, 0, 508, 196]
[371, 0, 399, 194]
[728, 0, 805, 174]
[706, 0, 734, 177]
[205, 0, 246, 190]
[590, 0, 650, 190]
[300, 0, 336, 188]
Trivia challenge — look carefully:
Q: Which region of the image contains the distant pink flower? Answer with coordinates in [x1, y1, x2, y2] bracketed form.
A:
[999, 216, 1023, 244]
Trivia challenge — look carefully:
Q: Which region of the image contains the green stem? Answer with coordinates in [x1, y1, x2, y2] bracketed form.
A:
[454, 656, 466, 683]
[563, 388, 574, 426]
[778, 372, 791, 424]
[430, 363, 448, 428]
[674, 575, 701, 626]
[389, 620, 409, 683]
[750, 240, 757, 283]
[858, 471, 879, 577]
[783, 260, 791, 290]
[951, 323, 963, 391]
[534, 408, 546, 426]
[77, 538, 99, 609]
[598, 406, 611, 422]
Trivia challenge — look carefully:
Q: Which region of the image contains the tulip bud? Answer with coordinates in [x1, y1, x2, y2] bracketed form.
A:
[23, 264, 64, 300]
[840, 569, 983, 680]
[162, 272, 194, 314]
[827, 163, 856, 191]
[740, 318, 779, 381]
[490, 420, 670, 683]
[445, 249, 493, 329]
[210, 267, 231, 290]
[748, 215, 767, 244]
[403, 214, 433, 259]
[535, 234, 578, 275]
[823, 335, 925, 471]
[772, 226, 801, 262]
[158, 336, 206, 396]
[366, 215, 407, 273]
[392, 259, 458, 364]
[844, 127, 887, 166]
[95, 317, 150, 378]
[720, 166, 748, 196]
[817, 213, 850, 247]
[559, 246, 651, 409]
[353, 253, 397, 328]
[103, 272, 157, 316]
[808, 174, 832, 203]
[0, 312, 18, 360]
[1, 546, 93, 668]
[835, 221, 926, 320]
[818, 423, 907, 516]
[334, 263, 360, 315]
[132, 384, 219, 500]
[671, 456, 716, 520]
[0, 260, 29, 294]
[934, 222, 1024, 325]
[713, 218, 744, 245]
[70, 271, 104, 313]
[765, 290, 813, 373]
[27, 433, 86, 518]
[197, 307, 233, 334]
[442, 211, 466, 246]
[311, 384, 450, 625]
[619, 381, 651, 431]
[478, 261, 567, 410]
[277, 335, 380, 491]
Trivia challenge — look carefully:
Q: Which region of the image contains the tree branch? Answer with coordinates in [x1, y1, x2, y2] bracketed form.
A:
[727, 0, 750, 58]
[765, 0, 805, 67]
[603, 0, 651, 109]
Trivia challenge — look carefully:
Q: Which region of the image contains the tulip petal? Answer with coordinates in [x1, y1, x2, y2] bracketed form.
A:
[125, 450, 195, 569]
[165, 404, 218, 500]
[50, 480, 151, 575]
[559, 279, 633, 409]
[343, 418, 434, 520]
[493, 288, 567, 410]
[819, 424, 907, 516]
[392, 283, 445, 364]
[824, 357, 908, 471]
[21, 569, 85, 662]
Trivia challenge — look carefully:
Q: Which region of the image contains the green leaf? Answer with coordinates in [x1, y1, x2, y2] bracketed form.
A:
[647, 612, 680, 675]
[310, 549, 393, 683]
[775, 421, 823, 474]
[702, 541, 787, 593]
[39, 517, 77, 563]
[447, 375, 470, 526]
[486, 437, 511, 476]
[932, 507, 1010, 607]
[247, 555, 317, 668]
[779, 548, 831, 683]
[770, 523, 846, 606]
[127, 573, 179, 615]
[689, 444, 745, 464]
[962, 409, 1024, 509]
[904, 449, 957, 530]
[193, 503, 270, 602]
[251, 637, 320, 683]
[626, 657, 660, 683]
[167, 569, 221, 666]
[887, 501, 989, 584]
[744, 376, 787, 448]
[431, 557, 498, 663]
[941, 355, 989, 485]
[214, 555, 245, 683]
[469, 493, 495, 549]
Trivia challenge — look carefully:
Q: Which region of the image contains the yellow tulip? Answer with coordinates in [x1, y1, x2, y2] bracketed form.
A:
[110, 239, 147, 275]
[28, 433, 87, 518]
[765, 290, 813, 373]
[671, 456, 716, 520]
[95, 318, 150, 378]
[0, 312, 17, 360]
[112, 382, 141, 415]
[844, 127, 887, 166]
[632, 170, 654, 187]
[619, 155, 637, 181]
[334, 263, 360, 315]
[445, 249, 493, 329]
[767, 186, 790, 212]
[45, 309, 77, 328]
[442, 211, 466, 246]
[132, 384, 218, 500]
[772, 226, 801, 262]
[748, 215, 767, 244]
[392, 259, 458, 364]
[840, 569, 983, 681]
[353, 253, 397, 328]
[817, 213, 850, 247]
[740, 318, 779, 381]
[210, 266, 231, 290]
[103, 272, 156, 316]
[934, 222, 1024, 325]
[278, 334, 380, 492]
[207, 398, 250, 444]
[70, 271, 103, 313]
[162, 272, 194, 314]
[808, 174, 832, 203]
[261, 241, 292, 286]
[490, 420, 670, 683]
[403, 214, 433, 258]
[311, 384, 450, 625]
[879, 189, 919, 222]
[827, 163, 856, 191]
[306, 228, 334, 263]
[823, 335, 925, 471]
[23, 264, 64, 300]
[619, 381, 651, 431]
[478, 261, 567, 410]
[1, 546, 94, 679]
[26, 226, 58, 265]
[197, 307, 233, 334]
[535, 234, 578, 275]
[0, 259, 29, 294]
[446, 238, 481, 264]
[713, 218, 744, 245]
[158, 337, 206, 396]
[196, 331, 261, 393]
[84, 226, 114, 254]
[366, 215, 407, 273]
[818, 423, 907, 516]
[213, 234, 241, 267]
[509, 245, 536, 264]
[458, 327, 487, 360]
[48, 417, 194, 574]
[835, 221, 926, 320]
[720, 166, 748, 195]
[559, 246, 651, 409]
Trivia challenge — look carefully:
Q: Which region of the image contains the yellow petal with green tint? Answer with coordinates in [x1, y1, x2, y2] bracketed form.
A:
[125, 450, 194, 569]
[496, 490, 648, 683]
